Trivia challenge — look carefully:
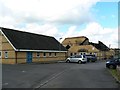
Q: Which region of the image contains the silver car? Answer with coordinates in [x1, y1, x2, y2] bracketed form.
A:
[66, 55, 87, 64]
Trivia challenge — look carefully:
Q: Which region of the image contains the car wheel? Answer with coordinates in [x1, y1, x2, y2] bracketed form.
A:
[78, 60, 82, 64]
[66, 60, 70, 63]
[109, 65, 116, 69]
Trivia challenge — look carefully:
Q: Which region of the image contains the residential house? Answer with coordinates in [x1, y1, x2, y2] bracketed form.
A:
[62, 36, 114, 60]
[112, 48, 120, 58]
[0, 27, 67, 64]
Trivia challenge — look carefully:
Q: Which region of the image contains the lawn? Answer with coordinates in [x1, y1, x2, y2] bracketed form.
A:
[109, 69, 120, 83]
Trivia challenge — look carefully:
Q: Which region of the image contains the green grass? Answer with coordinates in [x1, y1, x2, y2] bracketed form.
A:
[109, 69, 120, 82]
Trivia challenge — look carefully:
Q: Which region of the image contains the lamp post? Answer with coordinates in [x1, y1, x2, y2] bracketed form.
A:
[59, 38, 62, 51]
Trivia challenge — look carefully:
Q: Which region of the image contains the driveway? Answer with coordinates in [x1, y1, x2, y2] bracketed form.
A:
[2, 61, 120, 88]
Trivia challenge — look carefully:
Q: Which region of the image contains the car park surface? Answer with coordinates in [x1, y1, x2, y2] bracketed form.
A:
[2, 60, 120, 88]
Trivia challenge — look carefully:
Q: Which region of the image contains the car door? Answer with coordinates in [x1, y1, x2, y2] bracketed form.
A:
[71, 56, 77, 62]
[70, 56, 75, 62]
[75, 55, 81, 62]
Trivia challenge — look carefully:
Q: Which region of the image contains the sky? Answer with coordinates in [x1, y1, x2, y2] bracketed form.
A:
[0, 0, 119, 48]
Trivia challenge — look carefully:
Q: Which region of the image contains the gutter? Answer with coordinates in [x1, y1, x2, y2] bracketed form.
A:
[16, 49, 68, 53]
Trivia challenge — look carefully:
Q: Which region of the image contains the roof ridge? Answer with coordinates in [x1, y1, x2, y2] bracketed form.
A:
[1, 27, 67, 51]
[1, 27, 53, 38]
[65, 36, 88, 39]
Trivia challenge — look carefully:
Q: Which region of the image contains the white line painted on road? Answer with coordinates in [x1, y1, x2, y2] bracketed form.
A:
[35, 67, 71, 88]
[2, 83, 8, 86]
[22, 70, 26, 73]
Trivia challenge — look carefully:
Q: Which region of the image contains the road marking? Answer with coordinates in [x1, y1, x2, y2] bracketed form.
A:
[34, 67, 71, 88]
[22, 70, 26, 73]
[2, 83, 8, 86]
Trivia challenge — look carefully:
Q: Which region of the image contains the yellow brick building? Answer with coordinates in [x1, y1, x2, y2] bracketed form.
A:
[62, 36, 114, 60]
[0, 27, 67, 64]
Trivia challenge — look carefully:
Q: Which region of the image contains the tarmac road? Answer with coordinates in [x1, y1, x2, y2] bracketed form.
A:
[2, 61, 119, 88]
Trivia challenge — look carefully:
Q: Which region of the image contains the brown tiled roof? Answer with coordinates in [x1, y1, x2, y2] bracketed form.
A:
[62, 36, 88, 45]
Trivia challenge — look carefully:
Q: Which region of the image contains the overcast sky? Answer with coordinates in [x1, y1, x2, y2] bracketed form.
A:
[0, 0, 119, 48]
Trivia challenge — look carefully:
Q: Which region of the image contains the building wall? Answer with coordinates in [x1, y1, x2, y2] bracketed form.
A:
[16, 52, 67, 64]
[32, 52, 66, 63]
[0, 31, 16, 64]
[0, 31, 67, 64]
[68, 49, 114, 60]
[16, 52, 26, 64]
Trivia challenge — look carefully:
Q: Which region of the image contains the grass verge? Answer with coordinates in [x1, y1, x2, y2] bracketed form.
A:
[108, 69, 120, 83]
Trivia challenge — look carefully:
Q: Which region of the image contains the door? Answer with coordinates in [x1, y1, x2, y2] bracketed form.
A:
[27, 52, 32, 63]
[71, 56, 76, 62]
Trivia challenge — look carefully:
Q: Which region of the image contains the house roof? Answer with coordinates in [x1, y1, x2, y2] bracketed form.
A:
[62, 36, 88, 46]
[1, 27, 67, 52]
[89, 41, 110, 51]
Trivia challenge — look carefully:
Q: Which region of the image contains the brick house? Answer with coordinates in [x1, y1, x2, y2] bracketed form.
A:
[0, 27, 67, 64]
[62, 36, 114, 60]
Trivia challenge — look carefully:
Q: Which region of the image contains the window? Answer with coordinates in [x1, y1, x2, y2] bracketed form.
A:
[49, 52, 52, 57]
[0, 51, 1, 58]
[43, 52, 46, 57]
[37, 52, 40, 57]
[74, 53, 77, 55]
[83, 53, 86, 55]
[70, 53, 73, 56]
[5, 51, 8, 58]
[76, 55, 82, 58]
[54, 53, 56, 56]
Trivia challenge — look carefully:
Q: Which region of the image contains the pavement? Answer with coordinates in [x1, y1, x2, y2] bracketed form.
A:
[2, 60, 120, 88]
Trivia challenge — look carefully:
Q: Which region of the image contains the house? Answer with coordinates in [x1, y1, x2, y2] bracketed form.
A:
[62, 36, 114, 60]
[0, 27, 67, 64]
[112, 48, 120, 58]
[62, 36, 89, 47]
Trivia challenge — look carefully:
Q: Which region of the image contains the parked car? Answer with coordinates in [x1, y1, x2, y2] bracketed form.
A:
[106, 58, 120, 69]
[66, 55, 87, 64]
[85, 54, 97, 62]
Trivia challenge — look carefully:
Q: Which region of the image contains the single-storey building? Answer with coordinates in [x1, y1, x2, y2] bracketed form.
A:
[0, 27, 67, 64]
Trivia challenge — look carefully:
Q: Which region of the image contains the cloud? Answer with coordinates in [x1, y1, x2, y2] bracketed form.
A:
[62, 22, 118, 48]
[0, 0, 100, 25]
[20, 23, 58, 37]
[100, 0, 119, 2]
[0, 16, 16, 28]
[80, 22, 118, 48]
[0, 0, 118, 48]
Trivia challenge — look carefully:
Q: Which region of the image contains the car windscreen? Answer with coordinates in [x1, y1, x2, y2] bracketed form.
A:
[70, 56, 75, 58]
[76, 55, 82, 58]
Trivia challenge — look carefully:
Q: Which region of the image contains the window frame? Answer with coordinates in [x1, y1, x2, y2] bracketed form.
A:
[43, 52, 46, 57]
[5, 51, 8, 58]
[37, 52, 40, 57]
[0, 51, 2, 58]
[49, 52, 52, 57]
[54, 52, 57, 57]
